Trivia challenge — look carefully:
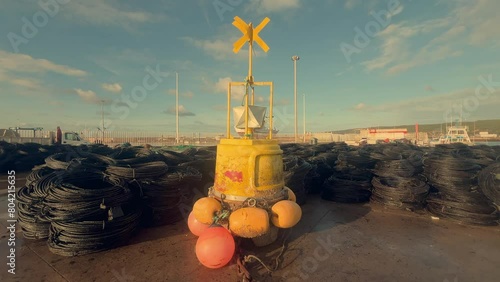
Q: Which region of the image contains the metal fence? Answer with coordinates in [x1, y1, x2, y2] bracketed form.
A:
[80, 130, 316, 146]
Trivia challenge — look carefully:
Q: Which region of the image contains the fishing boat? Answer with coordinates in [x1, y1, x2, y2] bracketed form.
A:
[430, 123, 473, 146]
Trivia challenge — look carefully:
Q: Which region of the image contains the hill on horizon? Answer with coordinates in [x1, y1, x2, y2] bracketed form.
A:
[331, 119, 500, 136]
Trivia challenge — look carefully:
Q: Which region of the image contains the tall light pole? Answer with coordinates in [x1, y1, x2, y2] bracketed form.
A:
[291, 55, 300, 143]
[100, 100, 105, 144]
[176, 72, 179, 144]
[303, 94, 306, 143]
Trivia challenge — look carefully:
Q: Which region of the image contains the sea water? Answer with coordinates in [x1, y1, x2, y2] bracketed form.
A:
[475, 141, 500, 146]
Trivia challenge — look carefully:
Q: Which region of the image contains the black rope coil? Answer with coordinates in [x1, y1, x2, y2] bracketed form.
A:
[478, 162, 500, 204]
[283, 156, 312, 205]
[106, 161, 168, 180]
[372, 159, 420, 178]
[47, 207, 142, 256]
[26, 165, 55, 187]
[321, 175, 372, 203]
[371, 176, 429, 210]
[423, 150, 498, 225]
[138, 166, 202, 226]
[17, 185, 51, 240]
[426, 193, 498, 226]
[43, 169, 134, 223]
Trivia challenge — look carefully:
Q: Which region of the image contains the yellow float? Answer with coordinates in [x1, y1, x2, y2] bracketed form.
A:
[192, 197, 222, 224]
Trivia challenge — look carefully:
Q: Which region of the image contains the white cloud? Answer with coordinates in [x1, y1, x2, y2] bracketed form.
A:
[214, 77, 246, 100]
[11, 78, 42, 89]
[63, 0, 162, 29]
[102, 83, 122, 93]
[0, 50, 86, 93]
[246, 0, 301, 13]
[75, 88, 102, 104]
[164, 105, 195, 116]
[0, 50, 87, 77]
[345, 0, 361, 10]
[352, 87, 500, 120]
[452, 0, 500, 46]
[354, 103, 366, 110]
[182, 36, 268, 61]
[363, 0, 500, 75]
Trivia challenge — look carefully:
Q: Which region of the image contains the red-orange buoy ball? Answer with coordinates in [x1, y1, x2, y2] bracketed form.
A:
[195, 226, 235, 269]
[188, 211, 210, 237]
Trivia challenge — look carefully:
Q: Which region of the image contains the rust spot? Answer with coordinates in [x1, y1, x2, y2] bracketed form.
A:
[224, 170, 243, 182]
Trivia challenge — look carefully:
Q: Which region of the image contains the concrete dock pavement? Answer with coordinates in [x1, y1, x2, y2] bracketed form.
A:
[0, 173, 499, 282]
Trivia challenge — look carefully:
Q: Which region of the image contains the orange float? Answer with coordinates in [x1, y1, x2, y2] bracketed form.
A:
[195, 226, 235, 269]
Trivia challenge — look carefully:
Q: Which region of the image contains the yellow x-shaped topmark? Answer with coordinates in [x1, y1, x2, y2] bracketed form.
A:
[232, 16, 270, 53]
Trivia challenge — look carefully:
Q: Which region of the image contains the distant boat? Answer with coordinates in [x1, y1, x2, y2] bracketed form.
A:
[430, 124, 473, 146]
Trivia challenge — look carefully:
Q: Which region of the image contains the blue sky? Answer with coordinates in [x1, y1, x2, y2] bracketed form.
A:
[0, 0, 499, 135]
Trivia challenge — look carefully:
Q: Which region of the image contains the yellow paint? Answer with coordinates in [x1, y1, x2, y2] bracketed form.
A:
[229, 207, 270, 238]
[232, 16, 270, 53]
[214, 139, 284, 197]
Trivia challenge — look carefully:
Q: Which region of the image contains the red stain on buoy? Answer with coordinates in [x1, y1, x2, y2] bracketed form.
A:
[224, 170, 243, 182]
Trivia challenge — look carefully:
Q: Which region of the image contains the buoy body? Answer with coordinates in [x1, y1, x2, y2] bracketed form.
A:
[214, 139, 284, 198]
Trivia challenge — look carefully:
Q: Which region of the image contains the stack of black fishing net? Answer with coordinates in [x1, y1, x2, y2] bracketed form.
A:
[178, 147, 216, 194]
[322, 147, 376, 203]
[138, 166, 202, 226]
[478, 162, 500, 206]
[46, 167, 141, 256]
[304, 149, 339, 194]
[0, 141, 60, 172]
[370, 144, 429, 211]
[17, 165, 56, 239]
[283, 155, 312, 205]
[470, 145, 498, 167]
[424, 144, 498, 226]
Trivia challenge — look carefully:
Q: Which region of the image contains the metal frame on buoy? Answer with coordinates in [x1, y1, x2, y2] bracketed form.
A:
[226, 16, 275, 140]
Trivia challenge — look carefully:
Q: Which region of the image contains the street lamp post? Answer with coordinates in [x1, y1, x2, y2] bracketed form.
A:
[176, 72, 179, 144]
[303, 94, 306, 143]
[291, 55, 300, 143]
[100, 100, 105, 144]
